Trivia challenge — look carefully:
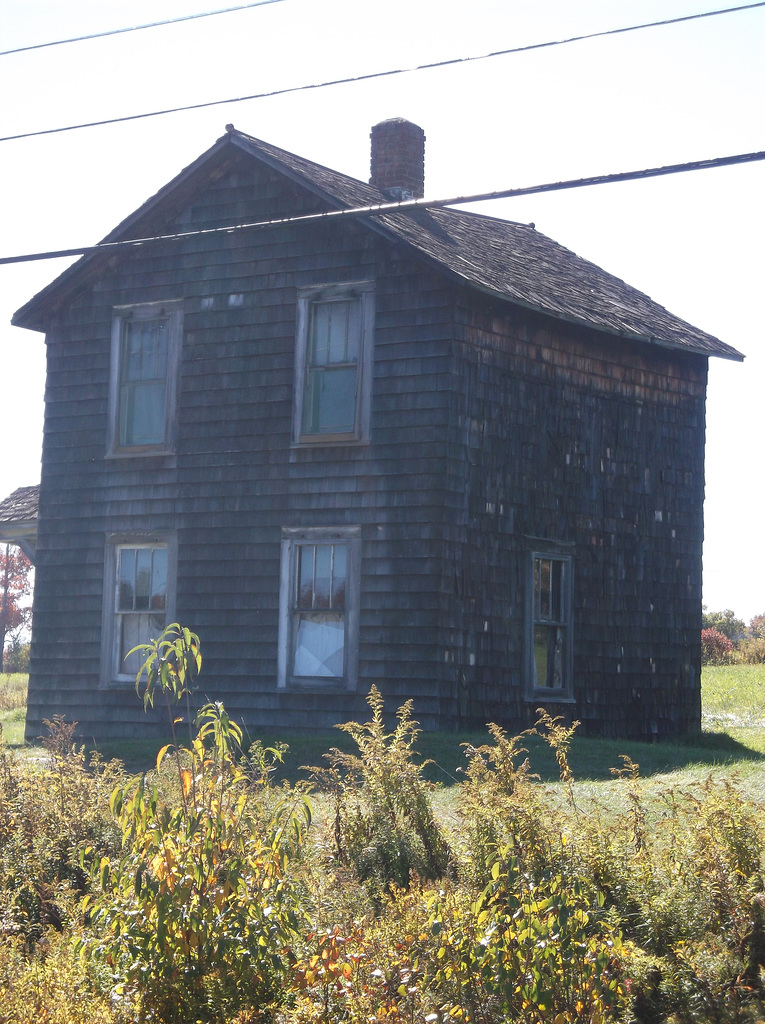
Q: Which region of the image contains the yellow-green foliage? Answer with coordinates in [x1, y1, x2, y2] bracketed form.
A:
[425, 864, 628, 1024]
[0, 928, 117, 1024]
[3, 628, 765, 1024]
[309, 686, 450, 893]
[80, 628, 312, 1024]
[458, 722, 546, 883]
[0, 718, 122, 946]
[0, 673, 27, 712]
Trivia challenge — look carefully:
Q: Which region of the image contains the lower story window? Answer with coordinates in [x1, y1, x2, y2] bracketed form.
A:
[278, 527, 360, 689]
[117, 545, 167, 676]
[102, 535, 175, 683]
[528, 551, 573, 696]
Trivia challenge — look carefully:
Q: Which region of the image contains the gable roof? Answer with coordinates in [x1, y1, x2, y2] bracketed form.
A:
[12, 127, 743, 361]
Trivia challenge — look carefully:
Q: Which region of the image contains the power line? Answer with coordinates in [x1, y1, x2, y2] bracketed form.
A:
[0, 0, 287, 58]
[2, 148, 762, 267]
[3, 2, 764, 144]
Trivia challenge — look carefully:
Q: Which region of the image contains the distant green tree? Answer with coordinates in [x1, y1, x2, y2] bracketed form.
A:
[701, 607, 747, 642]
[749, 613, 765, 639]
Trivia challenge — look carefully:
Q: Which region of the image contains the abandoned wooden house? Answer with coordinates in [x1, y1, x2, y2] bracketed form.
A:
[8, 119, 742, 742]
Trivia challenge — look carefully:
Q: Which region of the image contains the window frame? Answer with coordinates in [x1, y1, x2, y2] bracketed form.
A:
[277, 526, 361, 691]
[100, 532, 177, 686]
[107, 300, 182, 457]
[525, 548, 574, 701]
[292, 282, 374, 445]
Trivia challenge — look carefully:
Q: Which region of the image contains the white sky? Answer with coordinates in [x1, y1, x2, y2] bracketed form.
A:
[1, 0, 763, 620]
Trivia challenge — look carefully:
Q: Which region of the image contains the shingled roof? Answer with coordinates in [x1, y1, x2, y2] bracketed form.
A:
[0, 485, 39, 561]
[12, 127, 743, 361]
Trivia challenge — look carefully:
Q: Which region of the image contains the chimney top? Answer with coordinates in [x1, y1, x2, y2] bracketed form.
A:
[369, 118, 425, 200]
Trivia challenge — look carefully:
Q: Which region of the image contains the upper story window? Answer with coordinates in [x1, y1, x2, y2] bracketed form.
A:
[292, 283, 374, 444]
[527, 550, 574, 699]
[277, 526, 361, 690]
[108, 301, 182, 455]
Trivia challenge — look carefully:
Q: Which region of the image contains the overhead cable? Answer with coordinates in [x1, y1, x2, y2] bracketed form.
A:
[1, 148, 763, 267]
[3, 2, 765, 143]
[1, 0, 287, 57]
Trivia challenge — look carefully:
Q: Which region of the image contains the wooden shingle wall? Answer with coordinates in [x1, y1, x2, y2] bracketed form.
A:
[443, 297, 705, 738]
[25, 153, 705, 741]
[27, 156, 459, 739]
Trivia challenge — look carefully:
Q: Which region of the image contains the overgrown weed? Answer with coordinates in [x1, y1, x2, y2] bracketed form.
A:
[2, 634, 765, 1022]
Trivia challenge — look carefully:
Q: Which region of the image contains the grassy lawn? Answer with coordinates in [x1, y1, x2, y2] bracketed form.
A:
[701, 663, 765, 727]
[0, 673, 28, 746]
[4, 663, 765, 786]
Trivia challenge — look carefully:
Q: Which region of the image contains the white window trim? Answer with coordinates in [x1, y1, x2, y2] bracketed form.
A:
[100, 532, 177, 686]
[277, 526, 361, 690]
[525, 547, 575, 702]
[291, 282, 374, 445]
[107, 300, 182, 457]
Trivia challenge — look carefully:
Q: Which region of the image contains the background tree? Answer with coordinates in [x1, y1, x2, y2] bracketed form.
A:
[701, 607, 747, 642]
[0, 543, 32, 673]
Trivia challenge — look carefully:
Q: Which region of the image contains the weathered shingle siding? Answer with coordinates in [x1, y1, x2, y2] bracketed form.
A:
[25, 147, 706, 742]
[26, 158, 458, 739]
[443, 296, 705, 738]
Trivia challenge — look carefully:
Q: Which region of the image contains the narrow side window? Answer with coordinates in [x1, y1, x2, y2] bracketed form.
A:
[293, 284, 374, 444]
[527, 552, 573, 697]
[108, 302, 181, 454]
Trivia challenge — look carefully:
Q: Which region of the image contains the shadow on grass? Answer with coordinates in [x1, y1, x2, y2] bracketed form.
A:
[91, 726, 765, 787]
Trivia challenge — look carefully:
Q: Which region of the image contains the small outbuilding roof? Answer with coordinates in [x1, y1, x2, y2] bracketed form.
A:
[12, 127, 743, 362]
[0, 485, 39, 562]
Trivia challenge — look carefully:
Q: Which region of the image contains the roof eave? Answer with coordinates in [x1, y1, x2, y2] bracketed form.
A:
[12, 132, 242, 333]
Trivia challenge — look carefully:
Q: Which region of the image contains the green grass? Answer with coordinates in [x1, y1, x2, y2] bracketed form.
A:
[5, 666, 765, 787]
[701, 663, 765, 727]
[0, 673, 28, 746]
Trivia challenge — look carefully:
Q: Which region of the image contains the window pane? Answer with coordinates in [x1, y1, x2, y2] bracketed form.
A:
[122, 320, 168, 381]
[302, 297, 360, 436]
[551, 560, 563, 621]
[121, 611, 166, 675]
[134, 549, 152, 610]
[121, 381, 167, 446]
[303, 367, 357, 434]
[293, 613, 344, 677]
[313, 545, 332, 609]
[533, 625, 565, 688]
[116, 545, 168, 676]
[297, 545, 314, 608]
[151, 548, 168, 611]
[119, 318, 169, 447]
[118, 549, 135, 611]
[331, 544, 346, 609]
[535, 558, 550, 620]
[311, 300, 359, 366]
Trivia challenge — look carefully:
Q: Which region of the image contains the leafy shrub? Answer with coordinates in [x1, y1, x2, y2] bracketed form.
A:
[734, 636, 765, 664]
[0, 926, 117, 1024]
[0, 717, 122, 948]
[458, 723, 547, 884]
[80, 625, 312, 1023]
[701, 627, 733, 664]
[3, 638, 30, 674]
[310, 686, 450, 893]
[426, 857, 629, 1023]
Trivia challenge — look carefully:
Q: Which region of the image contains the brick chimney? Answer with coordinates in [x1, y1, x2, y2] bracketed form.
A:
[369, 118, 425, 200]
